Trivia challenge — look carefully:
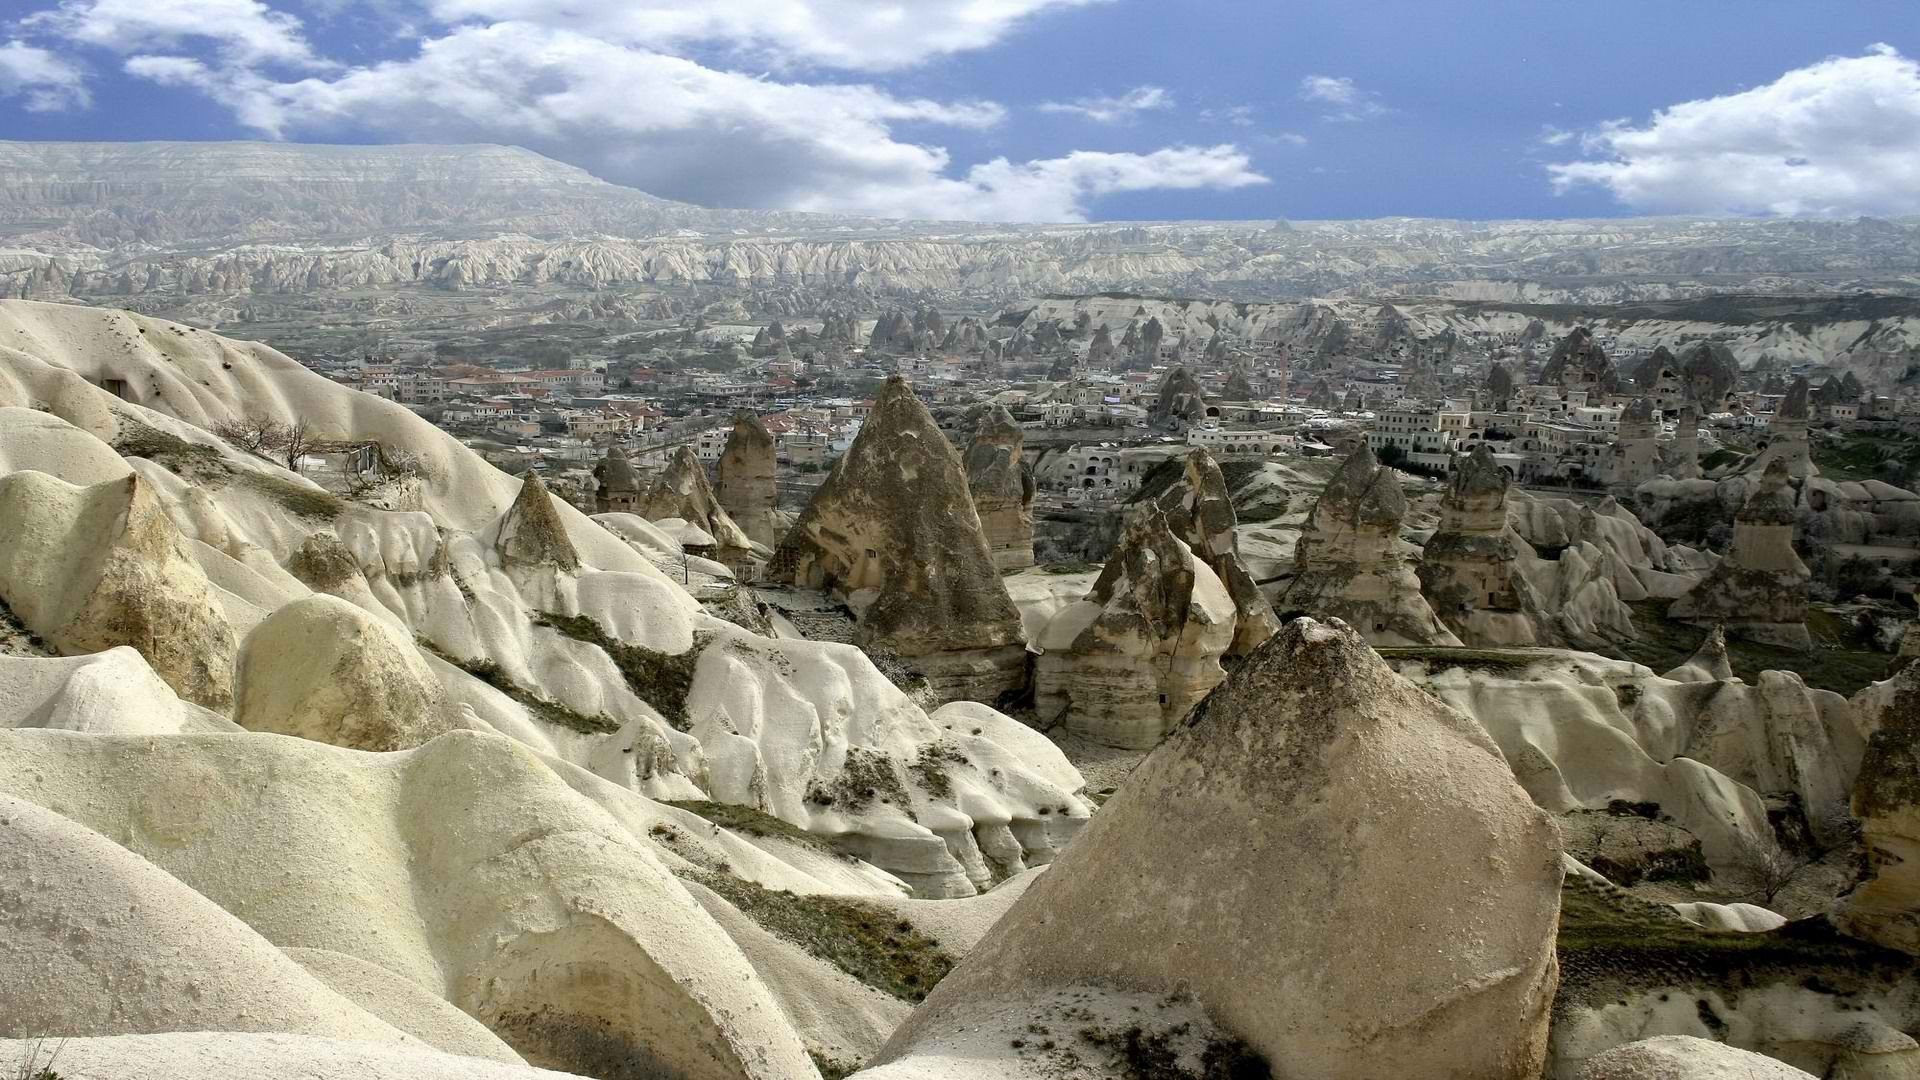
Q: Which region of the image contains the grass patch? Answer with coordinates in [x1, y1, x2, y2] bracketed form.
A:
[416, 637, 620, 735]
[909, 741, 968, 800]
[1812, 432, 1919, 484]
[1610, 598, 1891, 696]
[805, 746, 914, 815]
[1699, 448, 1745, 472]
[236, 471, 344, 521]
[680, 868, 954, 1002]
[111, 418, 227, 480]
[534, 612, 713, 732]
[1554, 878, 1908, 1010]
[1375, 647, 1550, 674]
[1040, 561, 1102, 575]
[663, 799, 842, 857]
[807, 1052, 860, 1080]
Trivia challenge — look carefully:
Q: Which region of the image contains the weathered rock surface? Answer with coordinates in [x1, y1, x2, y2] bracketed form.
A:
[1151, 449, 1279, 655]
[494, 470, 581, 571]
[1839, 663, 1920, 953]
[1033, 508, 1235, 749]
[0, 1033, 583, 1080]
[769, 376, 1026, 704]
[1147, 365, 1207, 428]
[1670, 459, 1811, 650]
[233, 594, 455, 752]
[875, 619, 1564, 1080]
[639, 445, 755, 564]
[1279, 446, 1462, 645]
[962, 406, 1035, 570]
[0, 470, 236, 709]
[1419, 445, 1556, 646]
[715, 413, 779, 550]
[1579, 1036, 1817, 1079]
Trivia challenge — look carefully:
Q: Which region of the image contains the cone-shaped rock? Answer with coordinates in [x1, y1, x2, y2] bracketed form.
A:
[769, 376, 1025, 703]
[1670, 458, 1810, 649]
[1148, 365, 1208, 429]
[1033, 507, 1235, 749]
[640, 445, 754, 565]
[495, 470, 580, 571]
[1153, 449, 1279, 655]
[592, 446, 643, 514]
[1282, 446, 1462, 645]
[0, 470, 236, 710]
[962, 405, 1035, 570]
[716, 413, 779, 549]
[873, 618, 1563, 1080]
[1418, 445, 1553, 646]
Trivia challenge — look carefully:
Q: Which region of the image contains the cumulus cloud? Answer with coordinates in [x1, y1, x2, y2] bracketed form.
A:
[1039, 85, 1171, 123]
[1299, 74, 1386, 121]
[1548, 44, 1920, 216]
[418, 0, 1104, 72]
[23, 0, 325, 67]
[0, 39, 89, 110]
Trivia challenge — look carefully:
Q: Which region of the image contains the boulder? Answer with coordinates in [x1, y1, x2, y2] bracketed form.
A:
[873, 618, 1563, 1079]
[233, 594, 456, 752]
[0, 470, 236, 709]
[1579, 1036, 1816, 1079]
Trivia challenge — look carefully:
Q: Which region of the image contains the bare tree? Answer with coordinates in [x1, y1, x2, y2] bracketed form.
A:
[281, 418, 312, 474]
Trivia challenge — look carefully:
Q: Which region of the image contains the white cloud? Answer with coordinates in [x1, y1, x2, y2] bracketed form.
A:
[115, 22, 1259, 220]
[798, 144, 1268, 221]
[0, 40, 89, 110]
[1299, 74, 1386, 121]
[1199, 103, 1257, 127]
[1548, 44, 1920, 217]
[1039, 85, 1170, 123]
[1537, 125, 1574, 147]
[24, 0, 325, 67]
[419, 0, 1105, 72]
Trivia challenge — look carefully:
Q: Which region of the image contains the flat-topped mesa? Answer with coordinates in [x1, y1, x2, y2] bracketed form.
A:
[1418, 445, 1552, 646]
[872, 619, 1563, 1080]
[768, 376, 1026, 703]
[637, 445, 755, 569]
[1751, 376, 1813, 478]
[962, 405, 1035, 570]
[1281, 446, 1462, 645]
[1153, 448, 1279, 655]
[714, 413, 778, 549]
[1148, 365, 1209, 429]
[1669, 458, 1811, 649]
[1034, 507, 1235, 749]
[592, 446, 642, 514]
[496, 470, 580, 571]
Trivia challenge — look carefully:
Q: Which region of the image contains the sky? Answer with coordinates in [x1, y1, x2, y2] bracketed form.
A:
[0, 0, 1916, 223]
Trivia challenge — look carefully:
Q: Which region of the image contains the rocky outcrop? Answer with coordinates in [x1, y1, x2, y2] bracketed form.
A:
[1669, 405, 1701, 480]
[495, 471, 581, 571]
[715, 414, 779, 549]
[1670, 459, 1811, 650]
[1147, 365, 1208, 428]
[1681, 342, 1741, 408]
[1033, 508, 1235, 749]
[1544, 327, 1619, 395]
[961, 406, 1035, 570]
[592, 446, 643, 514]
[1579, 1036, 1817, 1079]
[1151, 449, 1279, 654]
[1419, 445, 1554, 646]
[1838, 663, 1920, 953]
[1751, 377, 1812, 478]
[233, 595, 456, 752]
[637, 446, 754, 562]
[0, 471, 236, 709]
[1279, 446, 1462, 645]
[873, 619, 1564, 1080]
[769, 377, 1026, 703]
[1611, 397, 1661, 488]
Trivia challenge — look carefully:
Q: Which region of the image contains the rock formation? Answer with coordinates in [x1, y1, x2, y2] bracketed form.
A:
[233, 594, 456, 752]
[873, 619, 1564, 1080]
[1670, 458, 1811, 650]
[0, 471, 236, 709]
[638, 445, 755, 566]
[494, 471, 581, 571]
[592, 446, 642, 514]
[715, 413, 779, 549]
[1151, 449, 1280, 654]
[1033, 508, 1235, 749]
[1543, 327, 1619, 395]
[1418, 445, 1553, 645]
[1279, 446, 1462, 645]
[1681, 342, 1741, 408]
[1838, 662, 1920, 953]
[1752, 376, 1812, 478]
[961, 406, 1035, 570]
[768, 376, 1027, 703]
[1670, 404, 1701, 479]
[1147, 365, 1208, 429]
[1579, 1036, 1818, 1079]
[1488, 360, 1516, 408]
[1611, 397, 1661, 488]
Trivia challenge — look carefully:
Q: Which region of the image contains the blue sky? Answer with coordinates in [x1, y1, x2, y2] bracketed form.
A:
[2, 0, 1916, 221]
